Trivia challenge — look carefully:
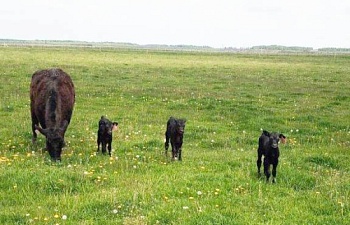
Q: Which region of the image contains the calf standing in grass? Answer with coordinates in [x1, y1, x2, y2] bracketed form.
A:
[257, 130, 286, 183]
[165, 117, 186, 161]
[97, 116, 118, 156]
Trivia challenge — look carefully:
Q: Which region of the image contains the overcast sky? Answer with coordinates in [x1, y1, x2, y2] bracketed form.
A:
[1, 0, 349, 48]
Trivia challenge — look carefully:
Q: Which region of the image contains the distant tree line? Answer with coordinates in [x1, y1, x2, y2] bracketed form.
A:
[1, 39, 350, 53]
[251, 45, 313, 52]
[317, 48, 350, 52]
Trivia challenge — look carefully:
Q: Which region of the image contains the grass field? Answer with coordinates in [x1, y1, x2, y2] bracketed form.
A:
[0, 46, 349, 224]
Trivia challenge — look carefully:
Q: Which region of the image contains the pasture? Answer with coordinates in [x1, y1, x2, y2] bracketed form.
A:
[0, 46, 349, 224]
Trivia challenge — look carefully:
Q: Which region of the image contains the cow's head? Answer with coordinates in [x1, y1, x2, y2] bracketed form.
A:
[35, 121, 68, 161]
[176, 119, 186, 135]
[99, 116, 118, 135]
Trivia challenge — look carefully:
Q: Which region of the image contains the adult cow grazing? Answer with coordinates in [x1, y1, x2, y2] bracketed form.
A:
[257, 130, 286, 183]
[30, 68, 75, 161]
[164, 117, 186, 161]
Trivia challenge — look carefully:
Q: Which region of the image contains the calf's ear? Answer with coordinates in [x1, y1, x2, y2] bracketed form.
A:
[279, 134, 287, 144]
[112, 122, 118, 131]
[262, 130, 270, 136]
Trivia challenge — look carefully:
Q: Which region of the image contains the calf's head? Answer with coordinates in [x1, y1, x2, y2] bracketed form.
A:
[35, 121, 68, 161]
[98, 116, 118, 135]
[265, 131, 286, 149]
[175, 119, 186, 135]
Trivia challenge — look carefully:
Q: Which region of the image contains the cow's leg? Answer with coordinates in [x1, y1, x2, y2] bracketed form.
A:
[257, 149, 263, 177]
[263, 158, 270, 182]
[31, 114, 39, 143]
[272, 159, 278, 183]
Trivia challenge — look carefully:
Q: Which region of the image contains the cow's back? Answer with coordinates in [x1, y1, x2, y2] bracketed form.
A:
[30, 68, 75, 128]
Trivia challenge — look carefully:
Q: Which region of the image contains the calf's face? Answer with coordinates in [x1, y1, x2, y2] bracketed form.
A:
[176, 120, 186, 135]
[268, 132, 286, 149]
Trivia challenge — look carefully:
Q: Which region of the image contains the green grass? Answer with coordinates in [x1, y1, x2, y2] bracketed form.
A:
[0, 46, 349, 224]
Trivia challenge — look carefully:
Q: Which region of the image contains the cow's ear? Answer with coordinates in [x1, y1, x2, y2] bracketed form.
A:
[58, 121, 69, 135]
[112, 122, 118, 131]
[35, 125, 48, 136]
[61, 120, 69, 130]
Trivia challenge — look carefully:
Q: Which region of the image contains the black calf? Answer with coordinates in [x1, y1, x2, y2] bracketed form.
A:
[164, 117, 186, 161]
[257, 130, 286, 183]
[97, 116, 118, 156]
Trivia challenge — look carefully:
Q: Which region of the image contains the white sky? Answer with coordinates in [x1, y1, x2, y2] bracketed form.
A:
[1, 0, 350, 48]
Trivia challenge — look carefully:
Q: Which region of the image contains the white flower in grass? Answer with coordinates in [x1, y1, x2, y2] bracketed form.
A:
[112, 209, 118, 214]
[183, 206, 189, 210]
[62, 215, 67, 220]
[197, 191, 203, 196]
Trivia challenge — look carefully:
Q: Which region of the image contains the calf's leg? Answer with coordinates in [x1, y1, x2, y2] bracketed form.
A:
[107, 140, 112, 157]
[272, 159, 278, 183]
[97, 136, 101, 153]
[164, 132, 170, 156]
[171, 143, 176, 160]
[263, 158, 271, 182]
[257, 149, 263, 176]
[101, 141, 107, 154]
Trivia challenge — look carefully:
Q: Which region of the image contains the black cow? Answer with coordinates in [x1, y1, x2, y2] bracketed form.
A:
[30, 68, 75, 161]
[164, 117, 186, 161]
[257, 130, 286, 183]
[97, 116, 118, 156]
